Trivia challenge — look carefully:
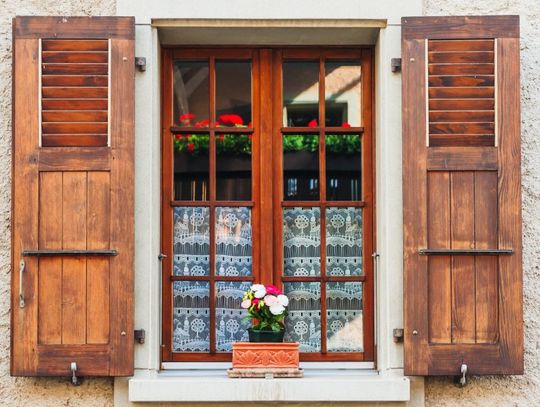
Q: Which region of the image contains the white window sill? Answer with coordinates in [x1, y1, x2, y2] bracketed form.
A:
[128, 368, 410, 402]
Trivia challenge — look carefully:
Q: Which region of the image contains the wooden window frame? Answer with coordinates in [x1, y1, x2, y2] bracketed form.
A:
[161, 47, 375, 363]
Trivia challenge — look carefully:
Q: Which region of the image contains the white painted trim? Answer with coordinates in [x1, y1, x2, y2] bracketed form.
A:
[161, 361, 375, 370]
[152, 18, 387, 28]
[128, 369, 409, 402]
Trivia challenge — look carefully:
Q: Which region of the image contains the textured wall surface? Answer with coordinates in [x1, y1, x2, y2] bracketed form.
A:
[423, 1, 540, 406]
[0, 3, 116, 407]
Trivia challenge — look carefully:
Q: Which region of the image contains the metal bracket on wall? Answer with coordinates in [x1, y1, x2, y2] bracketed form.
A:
[135, 57, 146, 72]
[454, 363, 468, 388]
[134, 329, 146, 344]
[391, 58, 401, 72]
[393, 328, 404, 343]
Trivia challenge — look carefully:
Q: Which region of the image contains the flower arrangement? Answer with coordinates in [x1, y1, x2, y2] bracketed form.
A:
[241, 284, 289, 332]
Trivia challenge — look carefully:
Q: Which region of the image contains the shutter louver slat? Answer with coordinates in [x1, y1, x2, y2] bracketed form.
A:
[11, 16, 134, 377]
[403, 16, 523, 376]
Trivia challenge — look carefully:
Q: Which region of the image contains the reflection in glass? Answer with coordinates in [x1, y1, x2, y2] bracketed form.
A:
[216, 134, 252, 200]
[325, 61, 362, 127]
[173, 281, 210, 352]
[326, 207, 362, 276]
[283, 61, 319, 127]
[284, 282, 321, 352]
[326, 134, 361, 201]
[216, 61, 252, 127]
[173, 61, 210, 127]
[283, 207, 320, 277]
[283, 134, 319, 200]
[215, 281, 252, 352]
[174, 134, 209, 200]
[326, 282, 363, 352]
[173, 207, 210, 276]
[215, 207, 252, 277]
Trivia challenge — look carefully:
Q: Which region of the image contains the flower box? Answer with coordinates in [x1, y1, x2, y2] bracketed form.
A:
[227, 342, 303, 378]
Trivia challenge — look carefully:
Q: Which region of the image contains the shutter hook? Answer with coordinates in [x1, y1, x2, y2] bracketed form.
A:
[70, 362, 80, 386]
[457, 363, 468, 388]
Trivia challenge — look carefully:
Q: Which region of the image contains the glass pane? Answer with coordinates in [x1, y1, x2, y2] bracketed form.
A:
[283, 61, 319, 127]
[216, 207, 253, 277]
[216, 61, 252, 127]
[326, 134, 361, 201]
[174, 61, 209, 127]
[284, 282, 321, 352]
[283, 135, 319, 201]
[283, 207, 320, 277]
[216, 134, 252, 200]
[215, 281, 252, 352]
[174, 134, 209, 201]
[326, 282, 363, 352]
[325, 61, 362, 127]
[326, 207, 363, 276]
[173, 281, 210, 352]
[173, 207, 210, 276]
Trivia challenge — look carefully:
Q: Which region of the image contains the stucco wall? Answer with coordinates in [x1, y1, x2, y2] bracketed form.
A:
[423, 1, 540, 406]
[0, 3, 116, 407]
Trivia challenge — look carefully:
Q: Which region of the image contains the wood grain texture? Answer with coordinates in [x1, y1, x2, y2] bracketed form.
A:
[42, 75, 108, 87]
[42, 63, 108, 75]
[42, 39, 109, 51]
[42, 51, 108, 63]
[428, 75, 494, 87]
[42, 99, 108, 111]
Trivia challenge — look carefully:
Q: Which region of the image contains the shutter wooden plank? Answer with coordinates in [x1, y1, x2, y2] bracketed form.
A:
[429, 111, 494, 123]
[428, 63, 494, 75]
[428, 87, 494, 99]
[429, 122, 494, 135]
[428, 75, 495, 87]
[61, 172, 87, 345]
[429, 134, 495, 147]
[428, 39, 495, 51]
[86, 172, 110, 344]
[474, 171, 498, 343]
[450, 172, 476, 343]
[38, 172, 63, 345]
[428, 51, 494, 63]
[427, 172, 451, 343]
[429, 99, 495, 111]
[12, 16, 134, 378]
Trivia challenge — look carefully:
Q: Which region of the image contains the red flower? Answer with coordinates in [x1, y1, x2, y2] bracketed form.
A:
[341, 122, 351, 128]
[180, 113, 195, 123]
[247, 134, 253, 140]
[252, 298, 260, 307]
[218, 134, 225, 140]
[265, 285, 282, 296]
[175, 134, 182, 140]
[195, 119, 209, 128]
[218, 114, 244, 126]
[308, 119, 318, 128]
[247, 121, 252, 128]
[187, 143, 195, 152]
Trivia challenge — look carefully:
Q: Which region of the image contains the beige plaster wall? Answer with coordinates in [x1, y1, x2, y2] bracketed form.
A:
[0, 3, 116, 407]
[423, 0, 540, 406]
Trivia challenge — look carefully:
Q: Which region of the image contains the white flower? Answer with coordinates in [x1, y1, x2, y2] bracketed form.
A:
[269, 303, 285, 315]
[277, 294, 289, 307]
[251, 284, 266, 298]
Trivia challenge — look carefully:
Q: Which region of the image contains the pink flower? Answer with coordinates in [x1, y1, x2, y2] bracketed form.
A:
[252, 298, 260, 306]
[264, 295, 277, 306]
[265, 285, 282, 296]
[308, 119, 318, 128]
[241, 299, 251, 309]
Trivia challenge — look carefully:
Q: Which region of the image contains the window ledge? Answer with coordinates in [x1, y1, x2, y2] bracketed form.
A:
[128, 369, 410, 402]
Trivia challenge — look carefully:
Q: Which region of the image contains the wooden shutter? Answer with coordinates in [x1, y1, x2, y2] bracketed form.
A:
[402, 16, 523, 375]
[11, 17, 134, 377]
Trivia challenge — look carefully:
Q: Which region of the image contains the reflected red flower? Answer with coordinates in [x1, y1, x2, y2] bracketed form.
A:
[218, 114, 244, 126]
[175, 134, 182, 140]
[218, 134, 225, 140]
[308, 119, 318, 128]
[341, 122, 351, 128]
[180, 113, 195, 123]
[195, 119, 209, 128]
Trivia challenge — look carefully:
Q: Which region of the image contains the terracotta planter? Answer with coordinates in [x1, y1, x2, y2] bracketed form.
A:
[247, 328, 285, 343]
[228, 342, 303, 378]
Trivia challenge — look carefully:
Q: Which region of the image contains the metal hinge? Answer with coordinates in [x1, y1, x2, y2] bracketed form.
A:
[393, 328, 404, 343]
[134, 329, 146, 344]
[135, 57, 146, 72]
[391, 58, 402, 73]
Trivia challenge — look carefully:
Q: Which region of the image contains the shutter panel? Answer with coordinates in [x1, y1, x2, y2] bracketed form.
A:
[402, 16, 523, 376]
[11, 16, 134, 377]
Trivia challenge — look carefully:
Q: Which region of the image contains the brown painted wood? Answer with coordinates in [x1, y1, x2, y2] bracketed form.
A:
[42, 63, 108, 75]
[428, 87, 494, 99]
[427, 172, 451, 343]
[11, 18, 134, 377]
[42, 99, 108, 110]
[42, 111, 108, 123]
[403, 16, 523, 376]
[42, 75, 108, 87]
[42, 39, 109, 51]
[42, 123, 107, 134]
[42, 51, 108, 63]
[428, 51, 494, 63]
[42, 87, 108, 99]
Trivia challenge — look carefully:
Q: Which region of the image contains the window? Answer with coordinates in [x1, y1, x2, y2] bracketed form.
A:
[161, 48, 374, 362]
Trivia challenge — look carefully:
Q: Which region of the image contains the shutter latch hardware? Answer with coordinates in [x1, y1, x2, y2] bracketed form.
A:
[134, 329, 146, 344]
[454, 363, 468, 388]
[70, 362, 80, 386]
[393, 328, 404, 343]
[19, 259, 25, 308]
[135, 57, 146, 72]
[391, 58, 402, 72]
